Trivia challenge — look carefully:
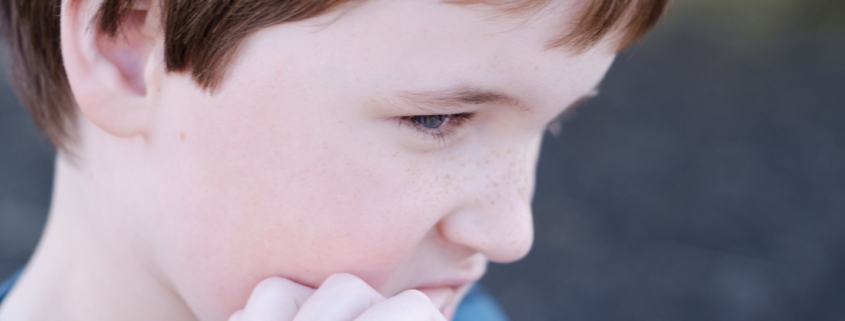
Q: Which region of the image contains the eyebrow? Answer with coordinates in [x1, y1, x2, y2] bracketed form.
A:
[396, 86, 531, 113]
[395, 84, 602, 116]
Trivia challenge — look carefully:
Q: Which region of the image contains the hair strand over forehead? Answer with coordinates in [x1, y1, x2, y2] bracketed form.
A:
[552, 0, 670, 50]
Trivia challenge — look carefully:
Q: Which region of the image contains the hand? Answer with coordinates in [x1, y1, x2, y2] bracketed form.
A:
[229, 273, 447, 321]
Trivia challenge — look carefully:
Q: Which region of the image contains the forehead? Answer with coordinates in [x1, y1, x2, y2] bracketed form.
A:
[241, 0, 616, 115]
[312, 0, 618, 66]
[331, 0, 607, 52]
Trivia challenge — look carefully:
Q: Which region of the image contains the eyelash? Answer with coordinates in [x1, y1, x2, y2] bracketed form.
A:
[400, 113, 474, 144]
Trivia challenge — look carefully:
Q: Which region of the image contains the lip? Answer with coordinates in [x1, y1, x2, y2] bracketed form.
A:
[414, 274, 483, 290]
[413, 273, 484, 320]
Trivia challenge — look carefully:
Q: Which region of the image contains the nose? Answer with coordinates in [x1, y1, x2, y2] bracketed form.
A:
[437, 140, 540, 263]
[438, 197, 534, 263]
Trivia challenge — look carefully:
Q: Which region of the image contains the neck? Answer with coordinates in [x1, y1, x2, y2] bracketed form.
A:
[0, 154, 196, 321]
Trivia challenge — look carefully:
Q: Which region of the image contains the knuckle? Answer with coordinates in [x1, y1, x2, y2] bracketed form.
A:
[396, 290, 445, 320]
[324, 273, 359, 283]
[252, 277, 296, 298]
[396, 289, 433, 305]
[227, 309, 243, 321]
[323, 273, 369, 291]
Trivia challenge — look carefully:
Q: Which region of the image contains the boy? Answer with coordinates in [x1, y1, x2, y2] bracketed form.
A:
[0, 0, 669, 320]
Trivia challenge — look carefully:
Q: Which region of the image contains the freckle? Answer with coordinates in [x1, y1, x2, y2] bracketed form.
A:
[180, 132, 186, 140]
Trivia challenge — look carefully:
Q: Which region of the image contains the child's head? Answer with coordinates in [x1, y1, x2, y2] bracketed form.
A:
[2, 0, 667, 319]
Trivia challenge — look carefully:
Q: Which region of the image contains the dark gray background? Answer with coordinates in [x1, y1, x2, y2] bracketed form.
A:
[2, 1, 844, 320]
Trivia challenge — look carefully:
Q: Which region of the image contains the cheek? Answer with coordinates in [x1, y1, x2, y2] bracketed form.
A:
[146, 77, 445, 320]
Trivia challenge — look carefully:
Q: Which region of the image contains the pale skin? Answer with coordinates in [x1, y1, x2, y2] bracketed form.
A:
[0, 0, 619, 320]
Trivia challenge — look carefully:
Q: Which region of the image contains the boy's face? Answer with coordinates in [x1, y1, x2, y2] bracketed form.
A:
[118, 0, 615, 319]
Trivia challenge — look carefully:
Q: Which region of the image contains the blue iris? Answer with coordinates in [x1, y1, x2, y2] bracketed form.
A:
[412, 115, 448, 129]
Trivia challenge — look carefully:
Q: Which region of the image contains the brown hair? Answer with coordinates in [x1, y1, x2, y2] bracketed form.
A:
[0, 0, 669, 151]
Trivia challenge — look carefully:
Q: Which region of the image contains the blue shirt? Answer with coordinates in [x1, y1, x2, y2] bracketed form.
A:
[0, 270, 508, 320]
[0, 270, 21, 303]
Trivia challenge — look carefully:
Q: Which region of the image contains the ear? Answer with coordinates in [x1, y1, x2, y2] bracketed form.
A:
[61, 0, 163, 137]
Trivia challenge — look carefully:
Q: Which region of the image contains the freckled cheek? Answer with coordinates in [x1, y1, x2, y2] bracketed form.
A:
[276, 152, 456, 286]
[171, 146, 434, 285]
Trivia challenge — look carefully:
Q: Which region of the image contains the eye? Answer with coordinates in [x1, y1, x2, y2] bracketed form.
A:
[400, 113, 474, 144]
[411, 115, 449, 129]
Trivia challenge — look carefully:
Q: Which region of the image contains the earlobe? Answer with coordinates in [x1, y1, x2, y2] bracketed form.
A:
[61, 0, 162, 138]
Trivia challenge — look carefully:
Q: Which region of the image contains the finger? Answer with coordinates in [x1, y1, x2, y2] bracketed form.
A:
[240, 277, 315, 321]
[353, 290, 447, 321]
[293, 273, 385, 321]
[228, 309, 244, 321]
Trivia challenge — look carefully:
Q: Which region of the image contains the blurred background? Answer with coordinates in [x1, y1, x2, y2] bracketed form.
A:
[2, 0, 844, 320]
